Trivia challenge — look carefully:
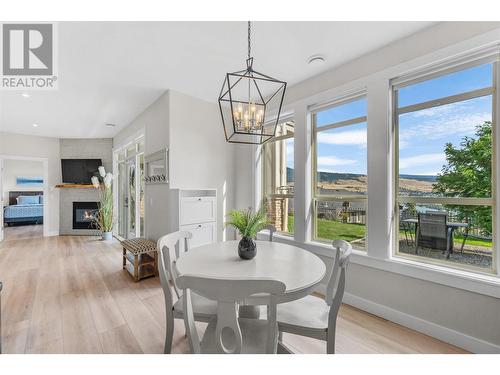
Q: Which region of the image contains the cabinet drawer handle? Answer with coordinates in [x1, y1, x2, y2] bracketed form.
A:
[198, 198, 202, 201]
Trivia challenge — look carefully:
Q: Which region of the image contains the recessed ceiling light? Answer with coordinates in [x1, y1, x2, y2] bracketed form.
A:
[32, 123, 38, 127]
[307, 54, 326, 65]
[21, 93, 30, 98]
[105, 123, 117, 127]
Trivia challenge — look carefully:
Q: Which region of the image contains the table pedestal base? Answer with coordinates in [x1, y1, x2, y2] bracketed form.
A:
[238, 305, 260, 319]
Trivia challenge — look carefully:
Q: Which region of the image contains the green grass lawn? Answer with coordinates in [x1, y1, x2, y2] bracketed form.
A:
[287, 215, 366, 242]
[454, 236, 492, 248]
[399, 230, 491, 248]
[287, 215, 491, 249]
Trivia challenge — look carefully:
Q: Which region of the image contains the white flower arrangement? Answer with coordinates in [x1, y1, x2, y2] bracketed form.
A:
[92, 166, 114, 233]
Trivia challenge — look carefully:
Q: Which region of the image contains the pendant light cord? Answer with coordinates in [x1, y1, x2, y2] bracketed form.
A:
[247, 21, 251, 59]
[247, 21, 251, 105]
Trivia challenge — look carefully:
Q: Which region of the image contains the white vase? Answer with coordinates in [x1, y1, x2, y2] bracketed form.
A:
[101, 231, 113, 241]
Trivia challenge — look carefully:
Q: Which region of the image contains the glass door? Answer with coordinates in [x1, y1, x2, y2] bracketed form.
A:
[139, 153, 145, 236]
[117, 160, 127, 238]
[127, 159, 136, 239]
[115, 137, 145, 240]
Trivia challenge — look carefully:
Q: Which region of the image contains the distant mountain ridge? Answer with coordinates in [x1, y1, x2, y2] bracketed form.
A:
[286, 167, 436, 183]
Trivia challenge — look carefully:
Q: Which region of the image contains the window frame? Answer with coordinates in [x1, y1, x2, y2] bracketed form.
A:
[255, 43, 500, 298]
[391, 60, 498, 274]
[311, 94, 368, 249]
[261, 117, 295, 236]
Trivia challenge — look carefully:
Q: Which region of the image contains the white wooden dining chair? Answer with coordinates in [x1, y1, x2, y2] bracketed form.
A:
[173, 261, 286, 354]
[157, 231, 217, 354]
[262, 224, 276, 242]
[277, 239, 352, 354]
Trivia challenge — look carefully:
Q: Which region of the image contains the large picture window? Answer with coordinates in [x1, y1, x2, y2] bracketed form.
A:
[393, 62, 496, 272]
[262, 120, 294, 235]
[312, 96, 367, 250]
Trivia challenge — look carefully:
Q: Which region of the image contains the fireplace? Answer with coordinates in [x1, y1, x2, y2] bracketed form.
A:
[73, 202, 99, 229]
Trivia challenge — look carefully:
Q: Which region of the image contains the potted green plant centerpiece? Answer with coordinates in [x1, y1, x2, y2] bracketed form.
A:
[91, 166, 114, 241]
[225, 208, 270, 260]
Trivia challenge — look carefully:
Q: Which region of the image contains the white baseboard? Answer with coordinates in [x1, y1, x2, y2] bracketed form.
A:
[46, 231, 59, 237]
[343, 292, 500, 354]
[315, 284, 499, 353]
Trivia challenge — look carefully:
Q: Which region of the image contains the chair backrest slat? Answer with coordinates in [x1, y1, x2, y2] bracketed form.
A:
[325, 240, 352, 306]
[262, 224, 276, 242]
[418, 212, 447, 239]
[157, 231, 193, 299]
[324, 240, 351, 354]
[174, 262, 285, 354]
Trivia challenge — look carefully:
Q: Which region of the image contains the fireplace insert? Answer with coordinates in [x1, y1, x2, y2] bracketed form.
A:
[73, 202, 99, 229]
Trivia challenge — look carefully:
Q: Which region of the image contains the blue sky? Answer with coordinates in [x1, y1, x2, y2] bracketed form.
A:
[313, 98, 368, 175]
[284, 63, 493, 177]
[398, 95, 491, 175]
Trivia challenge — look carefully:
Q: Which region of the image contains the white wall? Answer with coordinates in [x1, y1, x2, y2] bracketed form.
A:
[113, 92, 170, 241]
[113, 119, 146, 150]
[60, 138, 113, 172]
[251, 23, 500, 352]
[0, 132, 61, 235]
[113, 90, 238, 242]
[168, 90, 237, 241]
[144, 93, 170, 241]
[284, 22, 500, 105]
[2, 159, 44, 205]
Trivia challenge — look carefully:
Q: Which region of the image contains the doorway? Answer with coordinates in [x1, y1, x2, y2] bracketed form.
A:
[115, 137, 145, 240]
[0, 156, 49, 242]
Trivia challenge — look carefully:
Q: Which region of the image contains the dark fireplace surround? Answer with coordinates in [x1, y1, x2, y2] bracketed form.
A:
[73, 202, 99, 230]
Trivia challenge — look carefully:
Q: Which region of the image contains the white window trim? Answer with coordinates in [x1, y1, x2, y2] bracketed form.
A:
[257, 231, 500, 299]
[392, 57, 497, 275]
[261, 117, 295, 236]
[311, 94, 368, 249]
[254, 34, 500, 299]
[391, 43, 500, 89]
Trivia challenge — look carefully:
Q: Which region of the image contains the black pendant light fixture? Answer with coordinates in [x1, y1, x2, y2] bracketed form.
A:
[218, 21, 287, 145]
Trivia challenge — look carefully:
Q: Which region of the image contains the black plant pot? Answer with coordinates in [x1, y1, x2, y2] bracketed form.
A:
[238, 236, 257, 260]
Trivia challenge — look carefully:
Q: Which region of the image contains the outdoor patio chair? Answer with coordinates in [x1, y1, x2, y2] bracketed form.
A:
[399, 207, 415, 246]
[416, 212, 452, 255]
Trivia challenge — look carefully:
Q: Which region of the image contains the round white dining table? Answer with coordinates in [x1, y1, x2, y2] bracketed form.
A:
[175, 240, 326, 305]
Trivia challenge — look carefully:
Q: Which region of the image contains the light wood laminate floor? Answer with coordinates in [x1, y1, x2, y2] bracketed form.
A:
[3, 224, 43, 242]
[0, 235, 468, 354]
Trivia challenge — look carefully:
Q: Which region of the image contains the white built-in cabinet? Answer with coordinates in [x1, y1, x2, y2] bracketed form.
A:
[169, 189, 217, 248]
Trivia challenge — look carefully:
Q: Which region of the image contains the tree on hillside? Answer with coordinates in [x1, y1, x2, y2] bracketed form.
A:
[433, 121, 492, 234]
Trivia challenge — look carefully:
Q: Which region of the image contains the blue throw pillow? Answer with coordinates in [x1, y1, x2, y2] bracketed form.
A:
[17, 195, 40, 205]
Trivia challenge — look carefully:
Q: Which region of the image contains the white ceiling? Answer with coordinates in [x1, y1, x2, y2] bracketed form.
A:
[0, 21, 436, 138]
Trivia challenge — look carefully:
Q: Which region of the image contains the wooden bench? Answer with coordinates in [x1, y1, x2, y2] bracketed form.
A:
[121, 238, 158, 282]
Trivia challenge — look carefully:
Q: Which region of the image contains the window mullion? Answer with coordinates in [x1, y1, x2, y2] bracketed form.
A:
[397, 87, 493, 115]
[314, 116, 367, 132]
